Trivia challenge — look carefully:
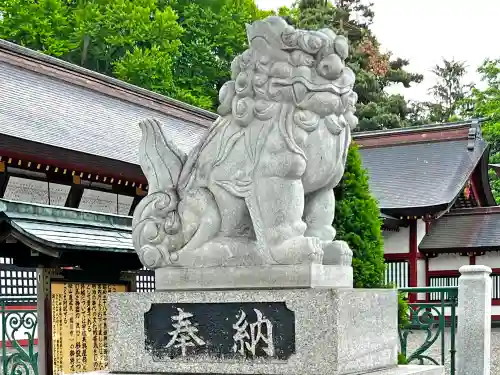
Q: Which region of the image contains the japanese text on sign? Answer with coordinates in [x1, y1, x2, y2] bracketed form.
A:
[51, 282, 126, 375]
[145, 302, 294, 360]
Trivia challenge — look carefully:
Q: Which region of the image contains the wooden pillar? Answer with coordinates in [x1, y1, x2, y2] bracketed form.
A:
[36, 268, 50, 375]
[469, 253, 477, 265]
[424, 220, 430, 302]
[36, 268, 62, 375]
[409, 220, 418, 302]
[470, 176, 483, 207]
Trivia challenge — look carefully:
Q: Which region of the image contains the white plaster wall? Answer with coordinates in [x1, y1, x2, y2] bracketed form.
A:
[417, 219, 426, 246]
[382, 227, 409, 254]
[492, 305, 500, 316]
[476, 252, 500, 269]
[428, 253, 469, 271]
[417, 259, 426, 299]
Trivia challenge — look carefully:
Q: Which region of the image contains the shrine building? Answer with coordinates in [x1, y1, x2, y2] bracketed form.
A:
[1, 39, 500, 320]
[356, 121, 500, 318]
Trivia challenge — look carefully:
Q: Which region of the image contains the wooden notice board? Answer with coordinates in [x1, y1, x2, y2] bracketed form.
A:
[51, 282, 127, 375]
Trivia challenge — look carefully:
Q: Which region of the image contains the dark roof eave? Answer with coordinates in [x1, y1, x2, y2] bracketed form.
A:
[479, 146, 497, 206]
[353, 118, 487, 139]
[381, 204, 450, 218]
[420, 246, 500, 254]
[0, 134, 147, 184]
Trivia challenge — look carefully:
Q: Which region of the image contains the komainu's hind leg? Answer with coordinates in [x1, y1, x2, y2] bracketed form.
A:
[303, 187, 336, 241]
[304, 187, 352, 266]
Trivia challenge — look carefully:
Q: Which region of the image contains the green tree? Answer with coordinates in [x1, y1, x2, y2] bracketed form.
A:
[406, 100, 430, 126]
[296, 0, 335, 29]
[169, 0, 272, 110]
[289, 0, 423, 131]
[469, 59, 500, 202]
[0, 0, 211, 107]
[333, 144, 385, 288]
[426, 58, 473, 123]
[0, 0, 76, 56]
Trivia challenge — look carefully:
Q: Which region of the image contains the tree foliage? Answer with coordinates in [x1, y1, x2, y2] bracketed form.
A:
[283, 0, 423, 131]
[468, 59, 500, 202]
[0, 0, 270, 109]
[0, 0, 423, 126]
[333, 144, 385, 288]
[426, 59, 473, 123]
[169, 0, 272, 110]
[0, 0, 185, 98]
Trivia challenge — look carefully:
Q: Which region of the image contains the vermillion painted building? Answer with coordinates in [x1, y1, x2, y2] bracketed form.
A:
[1, 39, 499, 319]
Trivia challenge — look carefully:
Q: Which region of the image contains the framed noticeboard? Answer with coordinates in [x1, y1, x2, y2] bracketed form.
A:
[50, 281, 127, 375]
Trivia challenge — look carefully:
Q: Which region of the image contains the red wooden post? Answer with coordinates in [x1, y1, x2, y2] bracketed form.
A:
[409, 219, 419, 302]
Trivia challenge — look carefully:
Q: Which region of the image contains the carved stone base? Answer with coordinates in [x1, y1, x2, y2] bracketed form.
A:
[106, 288, 399, 375]
[155, 264, 353, 290]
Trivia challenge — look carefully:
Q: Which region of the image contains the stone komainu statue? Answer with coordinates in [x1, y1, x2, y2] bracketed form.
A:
[132, 16, 358, 269]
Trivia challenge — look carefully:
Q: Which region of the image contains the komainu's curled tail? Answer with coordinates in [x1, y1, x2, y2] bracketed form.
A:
[132, 119, 188, 268]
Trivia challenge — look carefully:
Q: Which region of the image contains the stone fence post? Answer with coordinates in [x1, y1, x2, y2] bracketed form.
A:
[457, 265, 492, 375]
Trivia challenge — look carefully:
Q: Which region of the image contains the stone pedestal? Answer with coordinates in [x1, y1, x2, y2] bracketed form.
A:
[76, 285, 444, 375]
[107, 288, 397, 375]
[84, 282, 445, 375]
[73, 266, 445, 375]
[155, 264, 353, 290]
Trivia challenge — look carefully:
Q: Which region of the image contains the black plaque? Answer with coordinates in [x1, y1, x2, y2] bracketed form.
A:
[145, 302, 295, 360]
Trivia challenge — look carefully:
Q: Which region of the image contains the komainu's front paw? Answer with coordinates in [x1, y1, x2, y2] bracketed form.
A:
[269, 236, 324, 264]
[322, 240, 352, 266]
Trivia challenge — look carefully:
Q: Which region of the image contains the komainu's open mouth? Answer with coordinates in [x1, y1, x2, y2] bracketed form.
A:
[269, 66, 355, 117]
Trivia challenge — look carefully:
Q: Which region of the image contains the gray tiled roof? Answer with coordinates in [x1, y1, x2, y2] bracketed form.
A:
[358, 138, 488, 210]
[419, 208, 500, 251]
[0, 39, 217, 120]
[0, 61, 208, 165]
[11, 219, 133, 252]
[0, 198, 134, 253]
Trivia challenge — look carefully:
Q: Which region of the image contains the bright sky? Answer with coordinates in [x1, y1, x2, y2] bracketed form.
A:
[255, 0, 500, 102]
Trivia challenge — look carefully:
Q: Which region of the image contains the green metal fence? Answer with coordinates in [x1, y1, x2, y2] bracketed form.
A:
[398, 287, 458, 375]
[1, 297, 38, 375]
